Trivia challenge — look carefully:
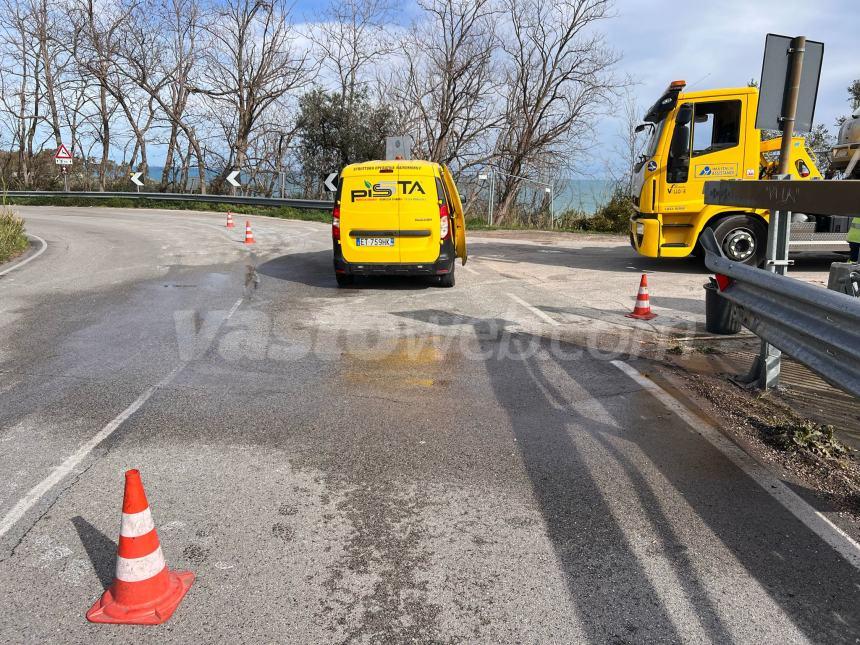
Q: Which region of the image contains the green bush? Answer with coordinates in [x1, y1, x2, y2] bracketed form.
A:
[0, 205, 29, 263]
[465, 184, 634, 235]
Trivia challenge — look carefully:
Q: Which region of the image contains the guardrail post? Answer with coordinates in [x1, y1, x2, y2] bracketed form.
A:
[753, 174, 793, 389]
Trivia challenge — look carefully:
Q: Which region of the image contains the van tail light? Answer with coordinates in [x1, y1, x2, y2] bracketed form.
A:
[439, 203, 450, 240]
[332, 205, 340, 240]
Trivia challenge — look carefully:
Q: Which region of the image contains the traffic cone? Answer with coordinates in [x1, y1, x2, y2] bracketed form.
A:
[625, 273, 657, 320]
[226, 211, 235, 229]
[86, 469, 194, 625]
[244, 220, 255, 245]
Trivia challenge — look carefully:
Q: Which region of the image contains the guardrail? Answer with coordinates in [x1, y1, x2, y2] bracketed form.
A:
[3, 191, 333, 211]
[701, 228, 860, 398]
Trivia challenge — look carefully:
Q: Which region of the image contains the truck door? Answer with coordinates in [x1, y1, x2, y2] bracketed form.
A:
[663, 99, 745, 211]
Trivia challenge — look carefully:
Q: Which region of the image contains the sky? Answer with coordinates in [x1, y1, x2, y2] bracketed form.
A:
[290, 0, 858, 178]
[581, 0, 858, 176]
[140, 0, 857, 179]
[605, 0, 855, 127]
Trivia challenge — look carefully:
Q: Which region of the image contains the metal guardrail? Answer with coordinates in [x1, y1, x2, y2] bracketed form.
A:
[3, 191, 333, 211]
[701, 229, 860, 398]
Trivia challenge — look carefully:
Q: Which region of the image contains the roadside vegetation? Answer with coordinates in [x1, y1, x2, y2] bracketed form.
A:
[7, 188, 634, 236]
[467, 185, 634, 235]
[4, 196, 331, 225]
[0, 205, 28, 263]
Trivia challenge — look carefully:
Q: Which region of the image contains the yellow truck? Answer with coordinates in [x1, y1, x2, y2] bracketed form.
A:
[332, 160, 467, 287]
[629, 81, 851, 264]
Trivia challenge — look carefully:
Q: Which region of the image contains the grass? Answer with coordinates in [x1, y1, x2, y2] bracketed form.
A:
[0, 205, 28, 263]
[4, 195, 332, 224]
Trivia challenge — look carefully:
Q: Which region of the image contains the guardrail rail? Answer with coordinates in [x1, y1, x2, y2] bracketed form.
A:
[701, 228, 860, 398]
[3, 190, 333, 211]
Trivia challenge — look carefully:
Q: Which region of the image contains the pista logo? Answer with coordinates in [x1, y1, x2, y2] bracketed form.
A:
[351, 180, 426, 201]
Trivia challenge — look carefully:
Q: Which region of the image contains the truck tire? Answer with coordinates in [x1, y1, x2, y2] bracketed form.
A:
[708, 215, 767, 266]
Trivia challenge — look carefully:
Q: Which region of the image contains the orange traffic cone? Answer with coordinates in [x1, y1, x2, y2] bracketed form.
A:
[625, 273, 657, 320]
[226, 211, 235, 229]
[244, 220, 256, 245]
[86, 469, 194, 625]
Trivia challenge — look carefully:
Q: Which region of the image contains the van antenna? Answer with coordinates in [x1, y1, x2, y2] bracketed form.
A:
[686, 73, 711, 91]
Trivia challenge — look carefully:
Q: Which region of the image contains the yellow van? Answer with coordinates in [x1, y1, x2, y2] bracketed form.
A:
[331, 160, 467, 287]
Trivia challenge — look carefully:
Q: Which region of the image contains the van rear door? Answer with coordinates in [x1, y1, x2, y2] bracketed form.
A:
[339, 165, 400, 264]
[398, 165, 439, 264]
[441, 165, 467, 263]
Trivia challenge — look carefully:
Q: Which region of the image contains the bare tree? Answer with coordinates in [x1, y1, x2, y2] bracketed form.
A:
[493, 0, 620, 223]
[70, 0, 139, 189]
[399, 0, 500, 168]
[311, 0, 392, 166]
[196, 0, 316, 190]
[119, 0, 208, 191]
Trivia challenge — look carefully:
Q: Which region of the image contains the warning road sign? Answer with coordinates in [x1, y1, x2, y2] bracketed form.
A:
[54, 144, 73, 165]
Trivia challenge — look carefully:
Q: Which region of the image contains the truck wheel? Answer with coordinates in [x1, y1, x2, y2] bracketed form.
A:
[437, 267, 455, 288]
[335, 273, 354, 287]
[709, 215, 766, 266]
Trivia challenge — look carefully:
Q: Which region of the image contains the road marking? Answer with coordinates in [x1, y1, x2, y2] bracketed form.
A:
[0, 234, 47, 277]
[611, 360, 860, 571]
[507, 293, 560, 326]
[0, 298, 244, 540]
[463, 264, 479, 275]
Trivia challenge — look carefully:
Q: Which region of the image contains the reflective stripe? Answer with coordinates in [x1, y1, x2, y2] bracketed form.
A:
[115, 546, 166, 582]
[120, 508, 154, 538]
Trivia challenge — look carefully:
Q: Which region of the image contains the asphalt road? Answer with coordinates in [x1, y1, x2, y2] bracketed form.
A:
[0, 206, 857, 644]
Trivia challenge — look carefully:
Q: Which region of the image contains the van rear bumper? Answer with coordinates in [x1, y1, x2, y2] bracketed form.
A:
[333, 239, 456, 276]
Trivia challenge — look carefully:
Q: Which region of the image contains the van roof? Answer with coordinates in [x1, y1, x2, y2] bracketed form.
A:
[342, 159, 441, 176]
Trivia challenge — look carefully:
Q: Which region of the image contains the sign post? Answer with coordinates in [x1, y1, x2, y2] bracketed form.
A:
[751, 34, 820, 391]
[130, 171, 144, 192]
[226, 169, 241, 196]
[54, 144, 73, 191]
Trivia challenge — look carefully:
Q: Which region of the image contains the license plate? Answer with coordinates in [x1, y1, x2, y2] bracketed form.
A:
[356, 237, 394, 247]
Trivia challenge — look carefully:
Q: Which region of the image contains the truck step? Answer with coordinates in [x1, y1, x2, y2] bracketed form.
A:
[660, 242, 690, 248]
[662, 223, 693, 228]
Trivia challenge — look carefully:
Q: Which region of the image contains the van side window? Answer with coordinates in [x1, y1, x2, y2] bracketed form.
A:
[692, 100, 741, 157]
[435, 178, 449, 206]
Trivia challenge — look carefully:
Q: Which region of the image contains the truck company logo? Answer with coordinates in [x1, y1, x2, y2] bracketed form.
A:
[351, 180, 426, 201]
[695, 163, 737, 178]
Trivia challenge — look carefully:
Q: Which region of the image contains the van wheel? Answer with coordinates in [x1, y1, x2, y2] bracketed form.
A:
[437, 268, 455, 288]
[708, 215, 767, 266]
[335, 273, 354, 287]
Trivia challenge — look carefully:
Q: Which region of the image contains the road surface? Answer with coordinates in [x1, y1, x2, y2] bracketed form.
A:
[0, 206, 857, 643]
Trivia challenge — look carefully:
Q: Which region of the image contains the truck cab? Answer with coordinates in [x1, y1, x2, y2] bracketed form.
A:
[630, 81, 850, 264]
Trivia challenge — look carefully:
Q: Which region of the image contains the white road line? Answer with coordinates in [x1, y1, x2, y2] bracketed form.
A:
[507, 293, 560, 326]
[462, 264, 479, 275]
[0, 234, 47, 277]
[0, 297, 244, 540]
[611, 360, 860, 571]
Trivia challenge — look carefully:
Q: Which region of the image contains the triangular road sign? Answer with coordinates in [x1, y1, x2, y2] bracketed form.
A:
[55, 144, 72, 160]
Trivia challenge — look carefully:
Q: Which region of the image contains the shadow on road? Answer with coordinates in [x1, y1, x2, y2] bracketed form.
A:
[441, 321, 860, 642]
[72, 516, 116, 590]
[257, 250, 442, 291]
[470, 241, 844, 277]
